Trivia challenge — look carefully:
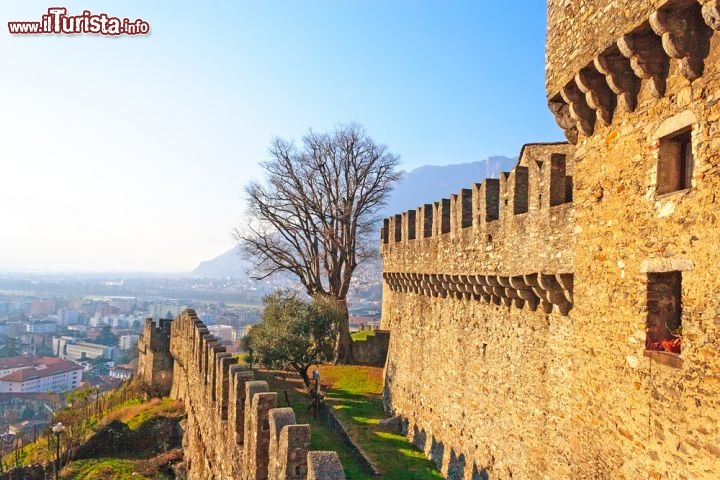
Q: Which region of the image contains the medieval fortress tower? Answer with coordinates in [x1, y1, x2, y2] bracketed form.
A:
[381, 0, 720, 478]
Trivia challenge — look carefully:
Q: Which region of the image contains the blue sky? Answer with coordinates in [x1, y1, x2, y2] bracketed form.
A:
[0, 1, 563, 273]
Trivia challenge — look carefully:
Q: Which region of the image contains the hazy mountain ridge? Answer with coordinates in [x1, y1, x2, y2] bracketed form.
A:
[382, 155, 517, 216]
[191, 155, 517, 278]
[191, 248, 249, 278]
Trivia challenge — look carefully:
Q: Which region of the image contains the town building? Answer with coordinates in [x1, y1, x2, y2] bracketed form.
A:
[52, 336, 116, 361]
[118, 334, 139, 350]
[25, 320, 57, 334]
[0, 355, 82, 393]
[29, 300, 56, 316]
[207, 324, 234, 342]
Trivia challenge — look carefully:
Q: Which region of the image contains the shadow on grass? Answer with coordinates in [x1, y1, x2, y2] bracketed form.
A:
[326, 391, 442, 479]
[256, 368, 443, 480]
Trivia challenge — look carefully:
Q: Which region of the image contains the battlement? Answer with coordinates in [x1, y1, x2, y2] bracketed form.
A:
[546, 0, 720, 143]
[168, 309, 345, 480]
[139, 317, 172, 351]
[381, 142, 575, 315]
[137, 317, 174, 393]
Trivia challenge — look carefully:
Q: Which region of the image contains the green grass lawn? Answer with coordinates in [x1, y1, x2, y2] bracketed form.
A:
[258, 365, 442, 480]
[351, 330, 377, 341]
[62, 457, 173, 480]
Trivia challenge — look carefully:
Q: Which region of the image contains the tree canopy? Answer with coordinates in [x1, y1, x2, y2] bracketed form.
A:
[235, 123, 400, 362]
[245, 290, 342, 387]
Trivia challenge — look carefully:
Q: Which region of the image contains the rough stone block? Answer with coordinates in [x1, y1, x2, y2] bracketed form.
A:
[307, 451, 345, 480]
[277, 424, 311, 480]
[267, 407, 297, 480]
[244, 391, 278, 480]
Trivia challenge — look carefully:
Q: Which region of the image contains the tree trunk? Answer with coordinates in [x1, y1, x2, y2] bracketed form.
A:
[334, 300, 354, 364]
[296, 364, 312, 388]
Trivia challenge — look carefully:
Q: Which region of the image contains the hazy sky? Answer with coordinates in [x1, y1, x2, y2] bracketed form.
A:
[0, 1, 563, 273]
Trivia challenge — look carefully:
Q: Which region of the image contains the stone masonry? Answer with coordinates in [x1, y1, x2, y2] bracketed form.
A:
[137, 317, 173, 395]
[167, 309, 345, 480]
[381, 1, 720, 478]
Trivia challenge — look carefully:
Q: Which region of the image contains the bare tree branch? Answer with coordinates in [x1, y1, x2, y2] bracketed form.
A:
[234, 122, 400, 362]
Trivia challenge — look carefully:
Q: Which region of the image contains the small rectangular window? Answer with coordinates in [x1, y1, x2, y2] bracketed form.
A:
[646, 271, 682, 354]
[657, 129, 693, 195]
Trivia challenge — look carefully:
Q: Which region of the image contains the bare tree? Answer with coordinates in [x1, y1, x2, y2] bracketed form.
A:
[234, 123, 401, 363]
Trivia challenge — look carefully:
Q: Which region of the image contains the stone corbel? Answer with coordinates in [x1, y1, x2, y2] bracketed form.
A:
[702, 0, 720, 30]
[594, 47, 640, 113]
[556, 273, 574, 304]
[650, 3, 712, 81]
[617, 29, 669, 98]
[575, 66, 617, 126]
[510, 276, 539, 311]
[539, 274, 564, 299]
[560, 80, 596, 138]
[548, 99, 579, 144]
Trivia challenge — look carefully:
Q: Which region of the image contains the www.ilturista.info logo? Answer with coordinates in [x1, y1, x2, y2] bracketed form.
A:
[8, 8, 150, 35]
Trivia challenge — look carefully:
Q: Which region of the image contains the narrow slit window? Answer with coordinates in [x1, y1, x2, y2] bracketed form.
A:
[657, 129, 693, 195]
[646, 271, 682, 354]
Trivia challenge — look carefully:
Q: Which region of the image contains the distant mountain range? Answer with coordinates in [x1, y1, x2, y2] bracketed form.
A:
[190, 155, 517, 278]
[382, 155, 517, 216]
[190, 248, 249, 278]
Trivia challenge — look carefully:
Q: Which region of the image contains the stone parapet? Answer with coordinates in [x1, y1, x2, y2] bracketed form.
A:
[351, 330, 390, 366]
[381, 142, 575, 316]
[168, 309, 346, 480]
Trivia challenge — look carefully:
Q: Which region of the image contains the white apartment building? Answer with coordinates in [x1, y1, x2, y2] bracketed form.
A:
[118, 334, 139, 350]
[0, 355, 83, 393]
[109, 366, 134, 380]
[52, 337, 116, 361]
[207, 324, 234, 342]
[26, 320, 57, 334]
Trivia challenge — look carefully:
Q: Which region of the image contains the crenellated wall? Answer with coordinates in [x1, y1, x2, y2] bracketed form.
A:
[382, 1, 720, 479]
[381, 143, 575, 318]
[168, 309, 346, 480]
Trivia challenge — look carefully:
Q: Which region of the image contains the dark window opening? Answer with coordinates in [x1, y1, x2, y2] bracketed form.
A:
[657, 129, 693, 195]
[646, 271, 682, 354]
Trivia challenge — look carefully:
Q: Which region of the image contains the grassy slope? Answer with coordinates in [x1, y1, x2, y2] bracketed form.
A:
[60, 398, 184, 479]
[259, 365, 442, 480]
[5, 398, 184, 479]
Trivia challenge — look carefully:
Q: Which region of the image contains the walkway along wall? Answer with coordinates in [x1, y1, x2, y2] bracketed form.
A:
[167, 309, 346, 480]
[381, 1, 720, 478]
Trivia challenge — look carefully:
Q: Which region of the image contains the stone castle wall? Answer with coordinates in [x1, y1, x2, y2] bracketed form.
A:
[380, 143, 578, 479]
[168, 309, 346, 480]
[351, 330, 390, 366]
[382, 1, 720, 478]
